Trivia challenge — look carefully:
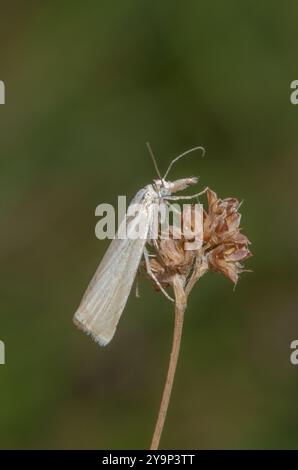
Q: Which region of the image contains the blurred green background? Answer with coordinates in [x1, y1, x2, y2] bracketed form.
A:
[0, 0, 298, 449]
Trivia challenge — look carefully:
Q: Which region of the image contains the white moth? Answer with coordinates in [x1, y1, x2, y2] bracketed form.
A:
[73, 145, 206, 346]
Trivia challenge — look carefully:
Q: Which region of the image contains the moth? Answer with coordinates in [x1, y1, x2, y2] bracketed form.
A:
[73, 144, 206, 346]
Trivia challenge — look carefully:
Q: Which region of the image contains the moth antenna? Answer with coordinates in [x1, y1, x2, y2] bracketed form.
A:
[146, 142, 163, 181]
[163, 146, 206, 180]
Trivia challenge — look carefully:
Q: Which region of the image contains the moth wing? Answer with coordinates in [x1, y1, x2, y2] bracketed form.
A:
[73, 190, 152, 346]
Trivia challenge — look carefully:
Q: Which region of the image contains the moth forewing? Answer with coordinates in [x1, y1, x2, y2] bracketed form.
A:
[73, 188, 154, 346]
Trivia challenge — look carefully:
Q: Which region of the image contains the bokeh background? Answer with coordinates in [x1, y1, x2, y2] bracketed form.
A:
[0, 0, 298, 449]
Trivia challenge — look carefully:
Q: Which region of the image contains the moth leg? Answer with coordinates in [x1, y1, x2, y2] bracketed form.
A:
[165, 200, 181, 215]
[165, 186, 208, 201]
[148, 217, 160, 251]
[152, 238, 159, 251]
[143, 248, 174, 302]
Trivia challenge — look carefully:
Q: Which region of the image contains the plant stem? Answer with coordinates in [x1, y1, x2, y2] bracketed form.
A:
[150, 275, 186, 450]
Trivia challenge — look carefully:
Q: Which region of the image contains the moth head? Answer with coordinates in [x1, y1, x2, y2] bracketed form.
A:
[153, 177, 199, 196]
[153, 179, 172, 196]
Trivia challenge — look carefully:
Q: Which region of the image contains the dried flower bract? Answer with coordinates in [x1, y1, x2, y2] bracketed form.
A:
[146, 188, 251, 295]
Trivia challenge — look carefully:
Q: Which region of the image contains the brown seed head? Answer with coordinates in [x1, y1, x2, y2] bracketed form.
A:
[146, 187, 252, 295]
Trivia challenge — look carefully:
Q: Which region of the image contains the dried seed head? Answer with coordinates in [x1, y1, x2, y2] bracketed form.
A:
[203, 189, 252, 285]
[149, 238, 196, 290]
[146, 187, 252, 297]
